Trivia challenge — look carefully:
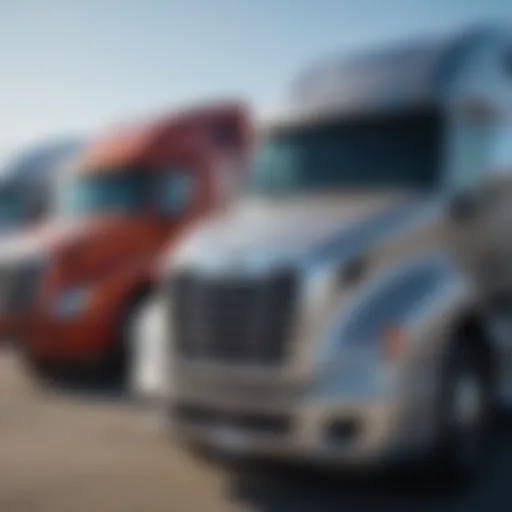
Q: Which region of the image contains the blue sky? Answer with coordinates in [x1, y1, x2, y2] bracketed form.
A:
[0, 0, 511, 160]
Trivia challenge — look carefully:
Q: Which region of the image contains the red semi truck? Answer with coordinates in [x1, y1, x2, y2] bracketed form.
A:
[0, 101, 251, 382]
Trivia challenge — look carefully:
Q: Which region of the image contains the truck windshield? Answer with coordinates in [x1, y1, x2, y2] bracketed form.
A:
[248, 109, 442, 195]
[58, 169, 148, 216]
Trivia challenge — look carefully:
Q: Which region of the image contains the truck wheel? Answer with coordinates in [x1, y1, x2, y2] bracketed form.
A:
[433, 341, 494, 486]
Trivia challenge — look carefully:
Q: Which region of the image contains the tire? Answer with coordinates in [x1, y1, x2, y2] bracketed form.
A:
[432, 340, 495, 486]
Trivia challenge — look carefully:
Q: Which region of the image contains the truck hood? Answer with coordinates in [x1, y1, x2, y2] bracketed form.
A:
[171, 191, 436, 271]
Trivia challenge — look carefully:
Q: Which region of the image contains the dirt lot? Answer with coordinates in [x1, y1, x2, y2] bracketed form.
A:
[1, 350, 512, 512]
[0, 352, 237, 512]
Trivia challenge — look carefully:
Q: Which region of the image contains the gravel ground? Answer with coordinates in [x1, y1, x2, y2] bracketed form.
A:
[0, 350, 511, 512]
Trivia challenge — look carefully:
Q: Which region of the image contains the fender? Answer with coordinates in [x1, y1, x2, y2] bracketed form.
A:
[312, 254, 483, 439]
[315, 253, 482, 389]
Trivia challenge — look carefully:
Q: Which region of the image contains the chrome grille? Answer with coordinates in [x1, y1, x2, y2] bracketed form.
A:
[169, 269, 298, 365]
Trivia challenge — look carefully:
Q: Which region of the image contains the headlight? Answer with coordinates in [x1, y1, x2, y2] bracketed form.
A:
[52, 286, 92, 317]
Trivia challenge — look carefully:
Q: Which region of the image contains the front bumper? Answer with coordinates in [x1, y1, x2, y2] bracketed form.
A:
[172, 400, 410, 467]
[167, 369, 431, 468]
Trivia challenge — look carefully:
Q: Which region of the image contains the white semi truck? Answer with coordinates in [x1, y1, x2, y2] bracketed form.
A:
[131, 24, 512, 481]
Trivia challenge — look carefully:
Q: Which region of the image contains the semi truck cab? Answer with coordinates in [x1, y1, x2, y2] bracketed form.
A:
[7, 102, 251, 378]
[133, 26, 512, 481]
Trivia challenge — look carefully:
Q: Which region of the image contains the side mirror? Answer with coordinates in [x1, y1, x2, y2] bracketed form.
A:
[447, 191, 478, 223]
